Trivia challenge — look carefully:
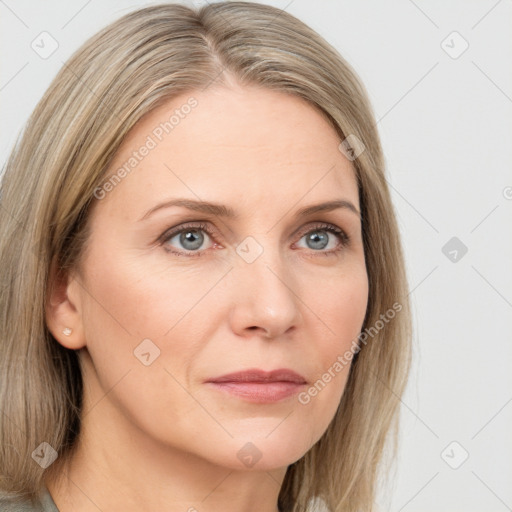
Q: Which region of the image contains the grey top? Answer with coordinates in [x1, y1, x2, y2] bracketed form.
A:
[0, 485, 59, 511]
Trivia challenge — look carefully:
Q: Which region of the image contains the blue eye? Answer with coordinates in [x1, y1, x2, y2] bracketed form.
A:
[160, 221, 350, 258]
[296, 225, 349, 253]
[170, 227, 207, 251]
[161, 222, 213, 256]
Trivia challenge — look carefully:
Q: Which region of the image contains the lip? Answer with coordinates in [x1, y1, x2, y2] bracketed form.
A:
[205, 368, 307, 403]
[206, 368, 307, 384]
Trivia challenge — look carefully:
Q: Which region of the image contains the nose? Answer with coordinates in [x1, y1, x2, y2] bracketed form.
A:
[228, 244, 303, 340]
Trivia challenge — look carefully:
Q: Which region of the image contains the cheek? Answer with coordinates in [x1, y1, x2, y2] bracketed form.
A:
[81, 246, 219, 343]
[313, 262, 369, 347]
[78, 251, 216, 419]
[295, 266, 368, 437]
[78, 258, 203, 446]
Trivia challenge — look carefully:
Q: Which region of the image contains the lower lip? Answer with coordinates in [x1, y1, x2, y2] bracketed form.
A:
[206, 382, 306, 403]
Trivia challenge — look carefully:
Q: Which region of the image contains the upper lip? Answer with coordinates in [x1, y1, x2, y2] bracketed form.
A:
[206, 368, 307, 384]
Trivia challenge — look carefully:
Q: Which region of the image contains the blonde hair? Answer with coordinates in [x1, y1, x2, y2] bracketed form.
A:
[0, 2, 412, 511]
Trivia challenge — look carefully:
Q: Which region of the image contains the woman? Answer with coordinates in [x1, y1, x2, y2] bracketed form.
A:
[0, 2, 412, 511]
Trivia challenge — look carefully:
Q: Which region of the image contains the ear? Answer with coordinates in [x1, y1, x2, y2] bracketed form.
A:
[45, 259, 86, 350]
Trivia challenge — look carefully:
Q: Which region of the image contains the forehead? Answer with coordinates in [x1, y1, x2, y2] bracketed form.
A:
[94, 85, 358, 219]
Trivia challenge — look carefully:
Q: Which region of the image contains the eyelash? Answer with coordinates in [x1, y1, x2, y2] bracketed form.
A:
[159, 221, 350, 258]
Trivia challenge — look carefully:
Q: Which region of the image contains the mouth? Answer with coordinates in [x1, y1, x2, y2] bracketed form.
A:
[204, 368, 308, 403]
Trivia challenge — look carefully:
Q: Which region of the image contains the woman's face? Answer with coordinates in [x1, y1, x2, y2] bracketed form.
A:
[64, 84, 368, 471]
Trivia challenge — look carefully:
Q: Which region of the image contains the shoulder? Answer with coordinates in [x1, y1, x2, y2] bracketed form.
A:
[0, 496, 44, 511]
[0, 487, 58, 512]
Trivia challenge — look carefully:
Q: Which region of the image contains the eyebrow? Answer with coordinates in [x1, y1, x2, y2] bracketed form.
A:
[139, 198, 360, 221]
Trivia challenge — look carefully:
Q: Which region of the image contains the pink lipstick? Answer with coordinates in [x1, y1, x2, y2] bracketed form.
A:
[205, 368, 307, 403]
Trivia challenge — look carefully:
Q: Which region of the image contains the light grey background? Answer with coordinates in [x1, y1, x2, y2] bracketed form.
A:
[1, 1, 511, 511]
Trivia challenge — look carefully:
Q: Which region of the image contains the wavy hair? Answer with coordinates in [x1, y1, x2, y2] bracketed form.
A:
[0, 2, 412, 511]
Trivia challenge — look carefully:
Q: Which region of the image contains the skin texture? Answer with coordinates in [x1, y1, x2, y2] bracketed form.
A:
[45, 83, 369, 512]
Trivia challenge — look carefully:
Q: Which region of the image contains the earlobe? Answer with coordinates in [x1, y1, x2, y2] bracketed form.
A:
[45, 261, 86, 350]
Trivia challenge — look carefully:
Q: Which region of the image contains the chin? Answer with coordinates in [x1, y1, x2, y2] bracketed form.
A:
[210, 434, 314, 472]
